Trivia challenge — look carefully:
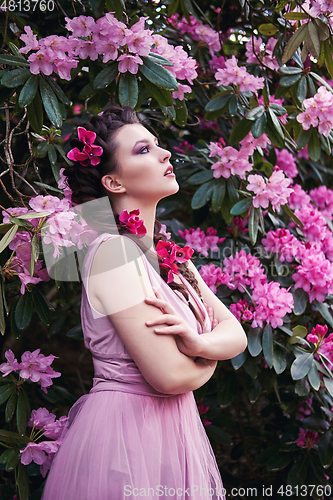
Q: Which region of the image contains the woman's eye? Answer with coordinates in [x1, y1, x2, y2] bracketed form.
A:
[139, 146, 149, 154]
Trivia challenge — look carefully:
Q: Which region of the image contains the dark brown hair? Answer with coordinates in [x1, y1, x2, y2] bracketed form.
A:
[63, 105, 205, 331]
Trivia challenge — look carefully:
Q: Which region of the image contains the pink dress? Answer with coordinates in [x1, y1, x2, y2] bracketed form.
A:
[41, 233, 226, 500]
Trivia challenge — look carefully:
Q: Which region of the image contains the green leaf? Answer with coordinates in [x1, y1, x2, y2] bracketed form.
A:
[27, 90, 43, 133]
[230, 197, 253, 215]
[284, 12, 310, 20]
[288, 325, 308, 344]
[118, 73, 138, 108]
[258, 23, 278, 36]
[310, 71, 333, 93]
[318, 431, 333, 468]
[187, 170, 214, 185]
[205, 93, 232, 112]
[275, 0, 289, 11]
[174, 99, 188, 127]
[247, 328, 262, 357]
[14, 292, 33, 330]
[324, 377, 333, 397]
[93, 64, 118, 90]
[0, 384, 15, 405]
[0, 225, 18, 254]
[46, 76, 71, 106]
[31, 287, 53, 325]
[267, 452, 292, 471]
[323, 39, 333, 79]
[297, 126, 312, 150]
[229, 118, 253, 145]
[248, 206, 259, 245]
[287, 456, 308, 488]
[106, 0, 125, 17]
[0, 85, 15, 105]
[262, 325, 273, 368]
[246, 106, 265, 121]
[78, 83, 97, 100]
[291, 352, 314, 380]
[306, 22, 321, 60]
[147, 52, 173, 67]
[18, 74, 38, 107]
[39, 78, 62, 128]
[308, 128, 321, 161]
[231, 350, 247, 370]
[313, 300, 333, 327]
[191, 180, 215, 209]
[1, 68, 31, 88]
[282, 23, 308, 64]
[0, 54, 30, 67]
[29, 233, 39, 277]
[252, 113, 267, 138]
[17, 462, 30, 500]
[139, 57, 178, 91]
[141, 75, 173, 106]
[0, 278, 5, 336]
[272, 347, 287, 374]
[205, 424, 232, 445]
[282, 204, 304, 228]
[228, 94, 238, 117]
[279, 66, 303, 75]
[307, 361, 321, 390]
[219, 371, 238, 405]
[67, 324, 84, 340]
[292, 288, 308, 315]
[296, 76, 307, 103]
[279, 74, 302, 86]
[0, 429, 29, 444]
[211, 178, 226, 213]
[17, 390, 27, 436]
[167, 0, 179, 16]
[5, 390, 17, 423]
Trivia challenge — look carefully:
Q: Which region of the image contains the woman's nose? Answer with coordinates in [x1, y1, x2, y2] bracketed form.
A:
[161, 148, 171, 162]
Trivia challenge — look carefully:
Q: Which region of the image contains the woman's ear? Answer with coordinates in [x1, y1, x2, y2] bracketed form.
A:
[101, 174, 126, 195]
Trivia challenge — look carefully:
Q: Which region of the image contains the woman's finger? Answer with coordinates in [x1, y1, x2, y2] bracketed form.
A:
[144, 296, 174, 314]
[212, 318, 219, 329]
[146, 315, 179, 327]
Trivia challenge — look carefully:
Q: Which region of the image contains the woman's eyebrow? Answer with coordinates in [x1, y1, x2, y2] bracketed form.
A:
[133, 137, 159, 148]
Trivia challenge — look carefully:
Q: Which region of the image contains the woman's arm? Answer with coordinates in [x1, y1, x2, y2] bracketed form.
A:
[187, 260, 248, 360]
[89, 237, 217, 395]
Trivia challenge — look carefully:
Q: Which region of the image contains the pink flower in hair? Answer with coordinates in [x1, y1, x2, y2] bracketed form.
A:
[119, 209, 147, 236]
[67, 126, 103, 166]
[156, 240, 193, 284]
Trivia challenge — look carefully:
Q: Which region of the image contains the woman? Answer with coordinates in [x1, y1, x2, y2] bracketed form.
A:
[41, 106, 247, 499]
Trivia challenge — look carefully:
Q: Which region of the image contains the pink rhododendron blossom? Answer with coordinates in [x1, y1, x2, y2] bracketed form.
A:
[18, 349, 61, 393]
[262, 228, 303, 263]
[58, 168, 73, 202]
[215, 56, 264, 94]
[293, 245, 333, 302]
[17, 273, 43, 294]
[230, 299, 253, 323]
[178, 227, 225, 257]
[239, 131, 270, 157]
[29, 195, 66, 214]
[297, 145, 310, 160]
[65, 15, 96, 37]
[295, 398, 313, 421]
[1, 206, 29, 224]
[19, 26, 39, 54]
[117, 53, 143, 74]
[28, 408, 56, 429]
[170, 14, 221, 55]
[20, 442, 49, 466]
[209, 142, 253, 179]
[293, 205, 327, 242]
[43, 416, 68, 439]
[219, 250, 267, 292]
[247, 170, 293, 211]
[297, 86, 333, 137]
[310, 185, 333, 218]
[0, 350, 20, 377]
[198, 263, 224, 294]
[288, 184, 311, 210]
[275, 149, 298, 178]
[251, 281, 294, 328]
[296, 428, 319, 449]
[28, 50, 54, 75]
[245, 36, 279, 71]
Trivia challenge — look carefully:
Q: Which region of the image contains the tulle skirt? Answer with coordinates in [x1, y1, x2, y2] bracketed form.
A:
[41, 390, 226, 500]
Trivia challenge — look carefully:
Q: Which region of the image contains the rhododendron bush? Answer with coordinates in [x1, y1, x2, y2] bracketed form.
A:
[3, 0, 333, 498]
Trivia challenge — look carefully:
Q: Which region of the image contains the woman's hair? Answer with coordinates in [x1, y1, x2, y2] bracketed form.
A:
[64, 105, 205, 331]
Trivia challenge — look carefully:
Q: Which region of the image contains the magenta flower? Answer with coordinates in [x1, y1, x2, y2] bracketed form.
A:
[251, 281, 294, 329]
[20, 442, 48, 466]
[296, 428, 319, 449]
[199, 263, 224, 293]
[178, 227, 224, 257]
[156, 240, 193, 284]
[28, 50, 54, 75]
[0, 350, 20, 377]
[67, 127, 103, 167]
[28, 408, 56, 429]
[118, 209, 147, 236]
[43, 416, 68, 440]
[215, 55, 264, 94]
[275, 148, 298, 178]
[19, 349, 61, 393]
[19, 25, 39, 54]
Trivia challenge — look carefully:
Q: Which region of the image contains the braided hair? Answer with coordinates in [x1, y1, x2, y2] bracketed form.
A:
[64, 105, 205, 331]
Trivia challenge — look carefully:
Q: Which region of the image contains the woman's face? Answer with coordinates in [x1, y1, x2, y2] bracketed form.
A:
[104, 123, 179, 203]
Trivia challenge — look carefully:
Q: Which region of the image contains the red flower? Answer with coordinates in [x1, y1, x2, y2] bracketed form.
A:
[119, 209, 147, 236]
[67, 127, 103, 166]
[156, 240, 193, 283]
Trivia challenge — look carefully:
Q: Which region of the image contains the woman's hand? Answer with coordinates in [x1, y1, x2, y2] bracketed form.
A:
[144, 286, 204, 359]
[203, 301, 220, 331]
